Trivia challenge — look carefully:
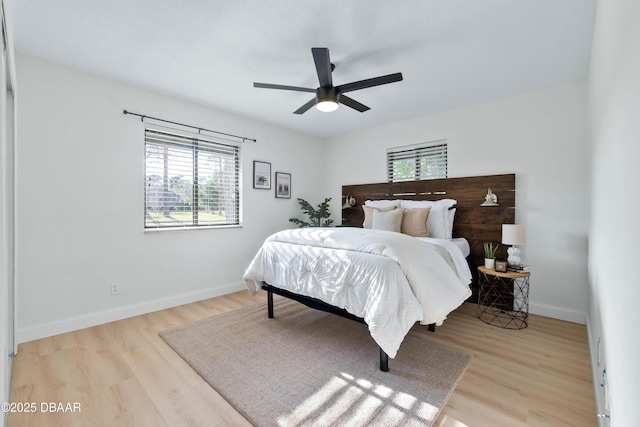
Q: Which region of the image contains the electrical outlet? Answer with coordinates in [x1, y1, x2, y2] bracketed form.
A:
[110, 283, 120, 296]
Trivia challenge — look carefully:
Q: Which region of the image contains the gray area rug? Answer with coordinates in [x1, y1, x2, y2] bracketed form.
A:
[160, 298, 471, 427]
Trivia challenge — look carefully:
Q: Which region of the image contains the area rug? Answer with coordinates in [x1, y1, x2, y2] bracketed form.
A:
[160, 298, 471, 427]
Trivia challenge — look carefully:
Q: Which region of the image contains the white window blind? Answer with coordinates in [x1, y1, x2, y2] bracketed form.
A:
[144, 124, 241, 229]
[387, 139, 447, 182]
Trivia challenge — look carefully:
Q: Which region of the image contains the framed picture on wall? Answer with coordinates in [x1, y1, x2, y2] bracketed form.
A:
[253, 161, 271, 189]
[275, 172, 291, 199]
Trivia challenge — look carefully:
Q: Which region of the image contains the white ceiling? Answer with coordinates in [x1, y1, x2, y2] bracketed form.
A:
[11, 0, 596, 139]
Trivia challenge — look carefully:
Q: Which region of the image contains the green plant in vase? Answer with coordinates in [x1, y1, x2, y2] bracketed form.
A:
[483, 242, 499, 269]
[289, 197, 334, 227]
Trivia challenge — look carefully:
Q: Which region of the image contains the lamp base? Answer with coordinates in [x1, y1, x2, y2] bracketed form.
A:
[507, 246, 521, 267]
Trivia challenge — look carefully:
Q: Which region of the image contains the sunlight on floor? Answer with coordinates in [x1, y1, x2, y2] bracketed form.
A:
[277, 372, 439, 426]
[435, 414, 470, 427]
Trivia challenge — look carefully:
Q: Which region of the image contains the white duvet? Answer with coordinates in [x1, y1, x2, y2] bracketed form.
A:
[243, 227, 471, 358]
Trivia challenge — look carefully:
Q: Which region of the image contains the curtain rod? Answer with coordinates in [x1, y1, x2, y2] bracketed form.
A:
[122, 110, 257, 143]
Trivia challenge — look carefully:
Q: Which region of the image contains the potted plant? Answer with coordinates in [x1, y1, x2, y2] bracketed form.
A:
[483, 242, 499, 269]
[289, 197, 334, 228]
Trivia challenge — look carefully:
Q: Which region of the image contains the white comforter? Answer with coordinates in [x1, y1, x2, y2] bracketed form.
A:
[243, 227, 471, 358]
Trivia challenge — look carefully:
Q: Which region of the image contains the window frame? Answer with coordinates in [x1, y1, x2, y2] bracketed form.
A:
[143, 124, 242, 230]
[386, 139, 448, 183]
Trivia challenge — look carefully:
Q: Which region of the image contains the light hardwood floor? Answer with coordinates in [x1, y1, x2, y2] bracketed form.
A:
[8, 291, 596, 426]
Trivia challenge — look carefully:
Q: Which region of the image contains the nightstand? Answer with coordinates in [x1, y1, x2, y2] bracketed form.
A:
[477, 266, 530, 329]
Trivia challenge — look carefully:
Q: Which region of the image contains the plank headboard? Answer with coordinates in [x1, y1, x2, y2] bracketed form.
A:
[342, 173, 515, 292]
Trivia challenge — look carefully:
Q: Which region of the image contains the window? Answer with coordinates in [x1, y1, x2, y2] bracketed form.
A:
[144, 124, 241, 229]
[387, 139, 447, 182]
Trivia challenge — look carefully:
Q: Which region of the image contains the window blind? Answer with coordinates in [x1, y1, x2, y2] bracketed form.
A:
[144, 124, 241, 229]
[387, 139, 448, 182]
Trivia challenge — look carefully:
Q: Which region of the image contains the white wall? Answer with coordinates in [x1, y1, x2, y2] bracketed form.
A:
[588, 0, 640, 425]
[324, 82, 589, 322]
[15, 55, 324, 343]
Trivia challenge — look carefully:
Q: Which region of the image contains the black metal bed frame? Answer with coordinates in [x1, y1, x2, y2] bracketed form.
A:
[262, 283, 436, 372]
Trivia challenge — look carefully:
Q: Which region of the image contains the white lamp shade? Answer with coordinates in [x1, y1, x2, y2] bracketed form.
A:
[502, 224, 525, 245]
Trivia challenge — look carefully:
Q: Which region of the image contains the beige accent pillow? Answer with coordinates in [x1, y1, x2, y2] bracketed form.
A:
[362, 205, 397, 229]
[371, 208, 404, 232]
[401, 207, 431, 237]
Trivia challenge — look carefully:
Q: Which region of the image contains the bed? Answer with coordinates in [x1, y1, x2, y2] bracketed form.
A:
[243, 174, 515, 371]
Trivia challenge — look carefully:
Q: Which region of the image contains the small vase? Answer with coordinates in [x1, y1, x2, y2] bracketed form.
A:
[484, 258, 495, 269]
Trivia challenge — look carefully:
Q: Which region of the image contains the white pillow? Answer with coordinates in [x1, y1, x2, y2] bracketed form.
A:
[364, 199, 402, 209]
[447, 208, 456, 239]
[399, 199, 457, 239]
[362, 205, 396, 229]
[371, 208, 403, 232]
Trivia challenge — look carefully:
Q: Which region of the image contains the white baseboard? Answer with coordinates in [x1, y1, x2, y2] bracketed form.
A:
[16, 288, 589, 345]
[16, 282, 247, 345]
[529, 301, 586, 324]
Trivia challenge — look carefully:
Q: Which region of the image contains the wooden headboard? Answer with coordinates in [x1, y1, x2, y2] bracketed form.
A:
[342, 173, 515, 292]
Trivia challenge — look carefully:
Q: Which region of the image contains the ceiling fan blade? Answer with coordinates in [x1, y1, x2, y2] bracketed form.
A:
[254, 82, 315, 93]
[311, 47, 333, 88]
[293, 98, 317, 115]
[339, 95, 370, 113]
[336, 72, 403, 93]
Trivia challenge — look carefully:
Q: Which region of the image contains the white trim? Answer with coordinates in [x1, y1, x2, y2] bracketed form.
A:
[143, 224, 243, 233]
[16, 282, 247, 344]
[586, 317, 608, 426]
[529, 300, 586, 324]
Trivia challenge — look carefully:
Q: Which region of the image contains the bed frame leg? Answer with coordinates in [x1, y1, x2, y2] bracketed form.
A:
[267, 289, 274, 318]
[379, 348, 389, 372]
[428, 323, 435, 332]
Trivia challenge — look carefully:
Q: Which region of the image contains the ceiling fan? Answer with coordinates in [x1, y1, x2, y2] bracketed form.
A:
[253, 47, 403, 114]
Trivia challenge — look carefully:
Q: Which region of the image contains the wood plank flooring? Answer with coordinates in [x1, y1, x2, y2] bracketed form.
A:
[7, 291, 596, 426]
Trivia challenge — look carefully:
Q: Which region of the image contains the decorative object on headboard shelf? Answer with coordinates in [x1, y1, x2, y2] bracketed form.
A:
[502, 224, 526, 267]
[480, 188, 499, 206]
[342, 194, 356, 209]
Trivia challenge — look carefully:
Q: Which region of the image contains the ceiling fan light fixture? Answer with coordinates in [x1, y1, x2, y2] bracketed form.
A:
[316, 99, 339, 112]
[316, 87, 340, 112]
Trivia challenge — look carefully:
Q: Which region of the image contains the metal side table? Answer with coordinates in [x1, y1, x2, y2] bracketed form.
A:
[477, 266, 530, 329]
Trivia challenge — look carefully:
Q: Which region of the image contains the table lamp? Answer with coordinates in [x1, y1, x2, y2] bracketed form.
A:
[502, 224, 525, 267]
